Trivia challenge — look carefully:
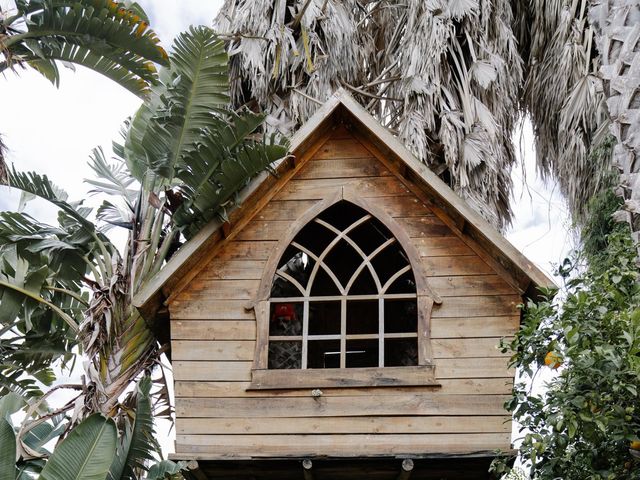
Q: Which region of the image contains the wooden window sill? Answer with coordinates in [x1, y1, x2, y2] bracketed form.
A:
[247, 365, 439, 390]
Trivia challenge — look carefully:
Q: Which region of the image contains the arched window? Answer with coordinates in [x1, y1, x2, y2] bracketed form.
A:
[267, 201, 423, 370]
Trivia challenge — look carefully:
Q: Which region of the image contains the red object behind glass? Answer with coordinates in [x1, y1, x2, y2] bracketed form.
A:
[272, 303, 297, 322]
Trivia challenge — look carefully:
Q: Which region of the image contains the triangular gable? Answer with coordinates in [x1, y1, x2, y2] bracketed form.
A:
[134, 89, 555, 318]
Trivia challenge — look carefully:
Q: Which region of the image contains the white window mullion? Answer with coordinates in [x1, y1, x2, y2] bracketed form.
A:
[301, 300, 309, 369]
[379, 297, 384, 367]
[340, 298, 346, 368]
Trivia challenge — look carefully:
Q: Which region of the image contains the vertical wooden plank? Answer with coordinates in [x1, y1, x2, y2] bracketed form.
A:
[418, 296, 434, 364]
[253, 301, 269, 369]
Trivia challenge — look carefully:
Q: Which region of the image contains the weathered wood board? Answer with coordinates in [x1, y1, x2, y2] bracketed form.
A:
[169, 128, 522, 459]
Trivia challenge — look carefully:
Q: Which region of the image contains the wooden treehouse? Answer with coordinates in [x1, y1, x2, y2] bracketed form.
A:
[135, 90, 555, 479]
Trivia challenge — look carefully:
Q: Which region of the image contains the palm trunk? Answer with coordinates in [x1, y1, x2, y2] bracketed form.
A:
[589, 1, 640, 246]
[78, 257, 158, 419]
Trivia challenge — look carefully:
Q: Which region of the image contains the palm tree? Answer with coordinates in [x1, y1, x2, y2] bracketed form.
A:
[0, 0, 170, 179]
[214, 0, 640, 238]
[214, 0, 523, 231]
[0, 25, 287, 477]
[588, 2, 640, 244]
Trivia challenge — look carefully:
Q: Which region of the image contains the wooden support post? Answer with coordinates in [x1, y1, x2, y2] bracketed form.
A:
[186, 460, 208, 480]
[302, 458, 314, 480]
[396, 458, 414, 480]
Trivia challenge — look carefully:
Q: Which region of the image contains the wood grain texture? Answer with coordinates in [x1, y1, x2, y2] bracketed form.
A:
[297, 157, 392, 179]
[177, 416, 512, 435]
[250, 365, 437, 389]
[256, 200, 320, 221]
[174, 377, 514, 398]
[172, 340, 255, 361]
[216, 241, 276, 261]
[175, 394, 510, 418]
[430, 316, 520, 338]
[173, 361, 252, 381]
[170, 300, 256, 320]
[175, 432, 511, 456]
[180, 280, 259, 299]
[395, 217, 452, 237]
[427, 275, 516, 297]
[273, 177, 410, 201]
[171, 321, 256, 340]
[421, 257, 494, 276]
[196, 260, 267, 281]
[412, 237, 475, 256]
[172, 358, 510, 382]
[312, 138, 373, 159]
[431, 296, 520, 318]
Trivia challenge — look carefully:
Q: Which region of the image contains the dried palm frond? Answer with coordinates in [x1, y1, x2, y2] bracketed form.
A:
[520, 0, 610, 223]
[215, 0, 524, 231]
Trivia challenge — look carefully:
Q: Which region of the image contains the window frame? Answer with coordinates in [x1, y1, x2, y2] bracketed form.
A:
[248, 190, 441, 390]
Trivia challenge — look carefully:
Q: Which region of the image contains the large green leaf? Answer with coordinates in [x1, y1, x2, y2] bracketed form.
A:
[40, 414, 117, 480]
[108, 376, 159, 480]
[131, 25, 229, 179]
[0, 417, 16, 480]
[173, 110, 288, 238]
[4, 0, 168, 97]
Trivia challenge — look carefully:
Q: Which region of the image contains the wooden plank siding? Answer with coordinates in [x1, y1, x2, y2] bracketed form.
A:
[169, 130, 521, 459]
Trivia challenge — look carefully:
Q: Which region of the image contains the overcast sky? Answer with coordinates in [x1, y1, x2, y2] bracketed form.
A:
[0, 0, 573, 454]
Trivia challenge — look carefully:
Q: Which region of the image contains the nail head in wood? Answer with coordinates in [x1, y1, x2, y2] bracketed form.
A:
[396, 458, 414, 480]
[302, 458, 314, 480]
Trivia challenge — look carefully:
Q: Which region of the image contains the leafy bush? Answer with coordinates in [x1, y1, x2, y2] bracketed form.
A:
[494, 225, 640, 479]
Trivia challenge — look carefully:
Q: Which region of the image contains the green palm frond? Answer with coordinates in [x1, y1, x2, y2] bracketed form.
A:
[2, 0, 168, 97]
[108, 376, 159, 479]
[130, 25, 230, 179]
[173, 110, 288, 238]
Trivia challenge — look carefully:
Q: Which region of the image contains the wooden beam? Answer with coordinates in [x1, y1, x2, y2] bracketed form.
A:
[185, 460, 208, 480]
[302, 458, 314, 480]
[396, 458, 414, 480]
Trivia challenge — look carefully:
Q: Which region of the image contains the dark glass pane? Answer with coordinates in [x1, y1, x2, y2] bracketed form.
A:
[347, 300, 378, 334]
[271, 276, 304, 297]
[269, 302, 303, 336]
[346, 339, 379, 368]
[385, 338, 418, 366]
[348, 218, 392, 255]
[276, 246, 315, 290]
[324, 239, 362, 287]
[384, 299, 417, 333]
[309, 301, 341, 335]
[294, 220, 336, 256]
[371, 245, 410, 286]
[308, 340, 341, 368]
[386, 270, 417, 294]
[317, 201, 368, 231]
[310, 267, 341, 296]
[348, 268, 378, 295]
[268, 341, 302, 369]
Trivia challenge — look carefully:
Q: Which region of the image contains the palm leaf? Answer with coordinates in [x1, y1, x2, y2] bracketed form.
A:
[0, 417, 17, 479]
[40, 414, 117, 480]
[132, 25, 230, 179]
[173, 110, 288, 238]
[108, 376, 159, 480]
[4, 0, 168, 96]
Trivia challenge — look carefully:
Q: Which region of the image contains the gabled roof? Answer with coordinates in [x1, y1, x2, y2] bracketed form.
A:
[134, 89, 556, 318]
